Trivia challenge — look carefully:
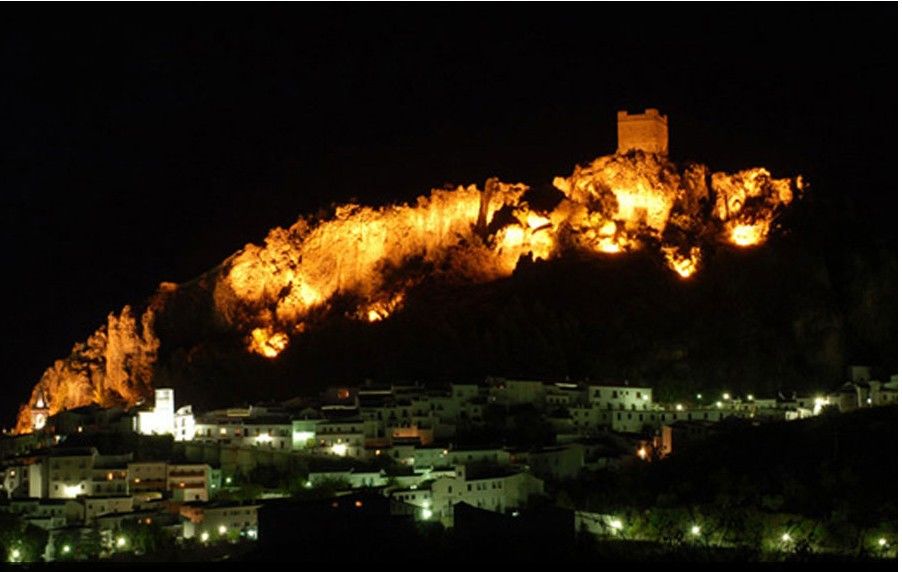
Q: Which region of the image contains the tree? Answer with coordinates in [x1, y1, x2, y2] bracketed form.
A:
[119, 519, 172, 555]
[0, 513, 48, 562]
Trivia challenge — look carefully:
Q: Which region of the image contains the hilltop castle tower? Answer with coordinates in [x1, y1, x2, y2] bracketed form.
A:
[617, 108, 668, 155]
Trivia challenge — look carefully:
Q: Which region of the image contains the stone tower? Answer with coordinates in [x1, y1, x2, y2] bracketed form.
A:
[31, 387, 49, 431]
[617, 108, 669, 155]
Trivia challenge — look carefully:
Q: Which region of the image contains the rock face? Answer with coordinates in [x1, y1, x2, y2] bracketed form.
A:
[15, 304, 160, 433]
[15, 150, 809, 431]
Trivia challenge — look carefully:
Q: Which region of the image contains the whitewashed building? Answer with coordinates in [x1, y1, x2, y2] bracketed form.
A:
[315, 419, 366, 458]
[429, 465, 544, 527]
[46, 448, 97, 499]
[167, 464, 212, 502]
[180, 503, 261, 540]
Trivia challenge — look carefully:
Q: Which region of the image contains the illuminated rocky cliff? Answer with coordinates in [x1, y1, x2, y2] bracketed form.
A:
[14, 150, 801, 432]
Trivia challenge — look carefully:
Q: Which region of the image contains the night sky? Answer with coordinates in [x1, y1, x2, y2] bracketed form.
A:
[1, 5, 896, 425]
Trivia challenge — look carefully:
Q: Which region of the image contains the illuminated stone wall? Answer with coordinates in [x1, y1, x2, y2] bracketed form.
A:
[617, 108, 669, 155]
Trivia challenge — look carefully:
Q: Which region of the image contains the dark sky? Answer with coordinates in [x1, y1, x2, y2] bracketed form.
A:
[1, 4, 897, 424]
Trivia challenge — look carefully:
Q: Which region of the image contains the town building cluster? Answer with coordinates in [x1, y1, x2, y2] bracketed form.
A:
[1, 367, 896, 561]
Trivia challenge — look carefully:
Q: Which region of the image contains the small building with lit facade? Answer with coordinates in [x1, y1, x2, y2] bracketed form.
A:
[659, 420, 719, 456]
[89, 456, 131, 496]
[314, 418, 366, 458]
[545, 382, 587, 409]
[135, 389, 174, 436]
[0, 497, 84, 525]
[359, 394, 438, 447]
[46, 448, 98, 499]
[127, 461, 168, 494]
[2, 458, 45, 498]
[167, 463, 212, 502]
[81, 495, 134, 523]
[568, 405, 656, 434]
[193, 410, 292, 450]
[588, 382, 654, 414]
[428, 464, 545, 528]
[180, 502, 261, 541]
[134, 388, 196, 441]
[291, 418, 321, 450]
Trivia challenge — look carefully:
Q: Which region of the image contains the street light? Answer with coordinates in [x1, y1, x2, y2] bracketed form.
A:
[62, 545, 71, 555]
[200, 532, 210, 542]
[781, 532, 791, 543]
[116, 537, 126, 548]
[610, 519, 623, 531]
[878, 537, 887, 547]
[690, 525, 701, 536]
[9, 548, 21, 562]
[218, 525, 227, 535]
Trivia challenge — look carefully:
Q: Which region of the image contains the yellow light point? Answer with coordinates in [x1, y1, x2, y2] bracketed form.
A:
[218, 525, 227, 535]
[723, 393, 731, 400]
[691, 525, 701, 536]
[610, 519, 623, 531]
[878, 538, 887, 547]
[637, 447, 647, 460]
[781, 532, 791, 543]
[200, 532, 210, 542]
[367, 310, 381, 322]
[675, 404, 684, 411]
[116, 537, 126, 548]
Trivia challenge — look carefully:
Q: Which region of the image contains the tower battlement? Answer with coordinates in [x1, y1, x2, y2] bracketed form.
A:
[617, 108, 669, 155]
